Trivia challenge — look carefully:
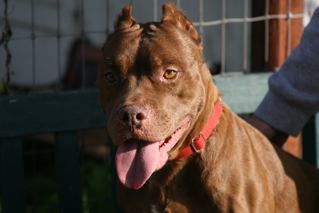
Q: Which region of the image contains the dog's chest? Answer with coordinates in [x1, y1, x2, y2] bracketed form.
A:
[146, 163, 217, 212]
[162, 182, 217, 212]
[140, 181, 216, 213]
[118, 160, 217, 212]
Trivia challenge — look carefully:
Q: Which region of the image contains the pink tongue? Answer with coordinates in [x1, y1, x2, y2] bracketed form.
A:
[115, 140, 160, 189]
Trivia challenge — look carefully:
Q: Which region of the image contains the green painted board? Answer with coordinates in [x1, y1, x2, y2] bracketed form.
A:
[302, 115, 319, 167]
[0, 138, 26, 213]
[0, 74, 271, 138]
[55, 131, 82, 212]
[214, 72, 271, 114]
[0, 89, 106, 138]
[316, 114, 319, 167]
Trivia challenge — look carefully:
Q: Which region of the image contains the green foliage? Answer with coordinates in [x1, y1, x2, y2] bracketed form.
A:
[0, 81, 7, 95]
[82, 159, 114, 213]
[23, 140, 113, 213]
[25, 175, 59, 213]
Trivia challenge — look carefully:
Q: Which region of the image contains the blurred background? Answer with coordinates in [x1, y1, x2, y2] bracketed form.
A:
[0, 0, 318, 212]
[1, 0, 318, 90]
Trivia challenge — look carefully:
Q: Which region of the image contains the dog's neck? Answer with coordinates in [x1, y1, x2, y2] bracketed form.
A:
[156, 63, 220, 184]
[184, 63, 219, 152]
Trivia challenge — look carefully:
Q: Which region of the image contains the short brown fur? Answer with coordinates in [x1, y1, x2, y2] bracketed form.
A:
[98, 3, 319, 212]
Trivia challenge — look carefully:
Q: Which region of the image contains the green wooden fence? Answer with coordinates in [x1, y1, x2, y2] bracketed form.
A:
[0, 73, 318, 212]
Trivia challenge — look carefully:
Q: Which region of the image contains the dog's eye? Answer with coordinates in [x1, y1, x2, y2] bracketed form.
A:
[163, 69, 178, 80]
[104, 71, 119, 84]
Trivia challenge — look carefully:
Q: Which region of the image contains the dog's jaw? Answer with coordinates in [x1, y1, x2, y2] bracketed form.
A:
[115, 116, 191, 189]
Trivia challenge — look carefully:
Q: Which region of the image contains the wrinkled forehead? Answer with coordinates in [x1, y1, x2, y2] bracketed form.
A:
[102, 23, 195, 69]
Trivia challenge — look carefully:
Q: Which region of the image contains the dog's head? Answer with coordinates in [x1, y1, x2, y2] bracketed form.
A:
[98, 3, 217, 189]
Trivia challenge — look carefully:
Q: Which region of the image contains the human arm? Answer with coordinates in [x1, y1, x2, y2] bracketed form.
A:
[251, 8, 319, 142]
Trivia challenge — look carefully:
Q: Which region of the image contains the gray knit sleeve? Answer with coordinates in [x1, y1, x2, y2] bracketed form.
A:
[255, 8, 319, 136]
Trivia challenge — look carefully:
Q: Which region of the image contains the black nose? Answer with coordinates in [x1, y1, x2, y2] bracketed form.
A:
[118, 105, 148, 129]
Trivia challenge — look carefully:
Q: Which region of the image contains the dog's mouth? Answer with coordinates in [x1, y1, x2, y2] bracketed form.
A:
[115, 117, 191, 189]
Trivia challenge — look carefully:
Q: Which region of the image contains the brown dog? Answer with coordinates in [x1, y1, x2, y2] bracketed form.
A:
[98, 3, 319, 212]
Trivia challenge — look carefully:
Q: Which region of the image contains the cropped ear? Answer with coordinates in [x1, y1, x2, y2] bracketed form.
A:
[161, 3, 201, 45]
[114, 5, 136, 31]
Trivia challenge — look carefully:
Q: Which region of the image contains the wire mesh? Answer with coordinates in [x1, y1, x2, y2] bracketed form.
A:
[265, 0, 270, 62]
[56, 0, 61, 90]
[153, 0, 158, 21]
[0, 0, 306, 90]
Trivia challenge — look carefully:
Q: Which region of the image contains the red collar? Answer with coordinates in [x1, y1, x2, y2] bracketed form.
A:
[178, 100, 223, 158]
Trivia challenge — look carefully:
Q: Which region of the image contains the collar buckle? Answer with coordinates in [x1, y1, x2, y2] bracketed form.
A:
[178, 100, 223, 158]
[190, 133, 207, 153]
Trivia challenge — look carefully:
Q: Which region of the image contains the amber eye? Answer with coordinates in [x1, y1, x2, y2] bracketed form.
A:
[163, 69, 178, 80]
[104, 71, 118, 84]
